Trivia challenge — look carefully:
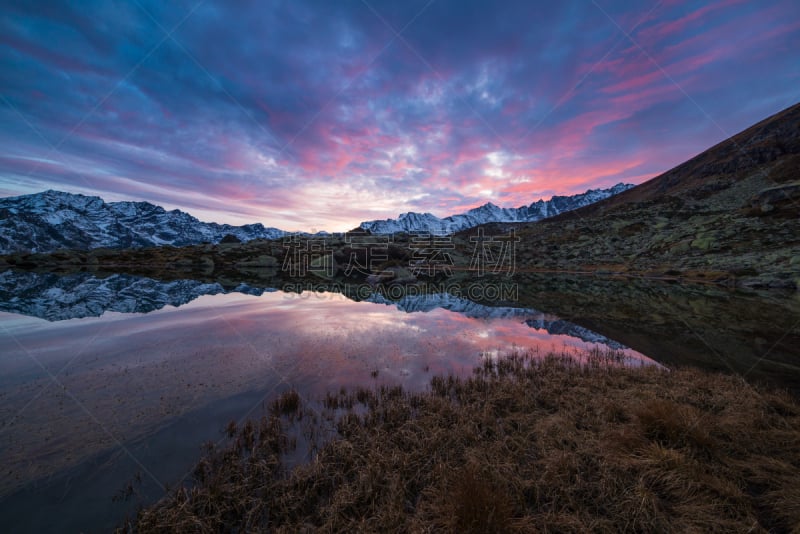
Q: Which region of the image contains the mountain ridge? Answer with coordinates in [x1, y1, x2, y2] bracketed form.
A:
[0, 183, 633, 254]
[0, 189, 287, 254]
[544, 102, 800, 222]
[501, 101, 800, 290]
[359, 183, 633, 234]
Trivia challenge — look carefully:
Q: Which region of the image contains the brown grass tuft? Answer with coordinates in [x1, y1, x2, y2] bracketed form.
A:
[120, 351, 800, 533]
[634, 398, 716, 452]
[271, 389, 301, 417]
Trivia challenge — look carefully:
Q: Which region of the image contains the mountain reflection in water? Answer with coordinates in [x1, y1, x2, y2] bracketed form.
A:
[2, 268, 797, 533]
[0, 270, 649, 526]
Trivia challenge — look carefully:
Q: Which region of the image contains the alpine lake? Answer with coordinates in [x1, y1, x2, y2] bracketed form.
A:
[1, 268, 799, 532]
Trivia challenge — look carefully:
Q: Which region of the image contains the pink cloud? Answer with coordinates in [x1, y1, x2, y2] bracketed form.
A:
[638, 0, 748, 44]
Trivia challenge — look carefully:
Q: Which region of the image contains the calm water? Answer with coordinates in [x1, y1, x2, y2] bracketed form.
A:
[0, 272, 652, 533]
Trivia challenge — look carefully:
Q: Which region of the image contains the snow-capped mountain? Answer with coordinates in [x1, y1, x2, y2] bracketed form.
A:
[0, 184, 632, 254]
[359, 183, 633, 234]
[0, 190, 286, 254]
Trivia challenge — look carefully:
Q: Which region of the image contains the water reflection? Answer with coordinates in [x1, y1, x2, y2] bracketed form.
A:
[366, 292, 628, 349]
[511, 273, 800, 392]
[4, 269, 798, 532]
[0, 270, 272, 320]
[0, 272, 646, 532]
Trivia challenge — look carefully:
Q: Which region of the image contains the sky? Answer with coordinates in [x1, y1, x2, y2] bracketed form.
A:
[1, 1, 798, 232]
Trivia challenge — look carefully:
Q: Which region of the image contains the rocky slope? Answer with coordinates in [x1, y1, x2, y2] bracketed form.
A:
[473, 102, 800, 290]
[359, 183, 632, 234]
[0, 190, 286, 254]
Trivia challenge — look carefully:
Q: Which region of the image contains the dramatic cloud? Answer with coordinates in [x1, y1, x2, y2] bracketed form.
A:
[1, 0, 798, 230]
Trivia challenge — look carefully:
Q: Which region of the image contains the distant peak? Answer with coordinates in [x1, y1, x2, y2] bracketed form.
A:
[359, 183, 632, 234]
[42, 189, 87, 197]
[35, 189, 102, 202]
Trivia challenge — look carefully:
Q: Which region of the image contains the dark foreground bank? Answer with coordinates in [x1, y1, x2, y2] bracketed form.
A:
[121, 351, 800, 533]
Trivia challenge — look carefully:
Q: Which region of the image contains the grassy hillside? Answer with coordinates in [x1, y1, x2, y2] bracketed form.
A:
[503, 103, 800, 289]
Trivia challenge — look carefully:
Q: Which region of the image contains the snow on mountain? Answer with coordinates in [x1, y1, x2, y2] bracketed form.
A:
[360, 183, 634, 234]
[0, 190, 286, 254]
[0, 184, 632, 254]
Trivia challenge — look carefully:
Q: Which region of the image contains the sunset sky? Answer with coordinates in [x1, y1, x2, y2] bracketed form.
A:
[1, 0, 798, 231]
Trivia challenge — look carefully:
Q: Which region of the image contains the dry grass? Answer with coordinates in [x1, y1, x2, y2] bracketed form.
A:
[121, 352, 800, 533]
